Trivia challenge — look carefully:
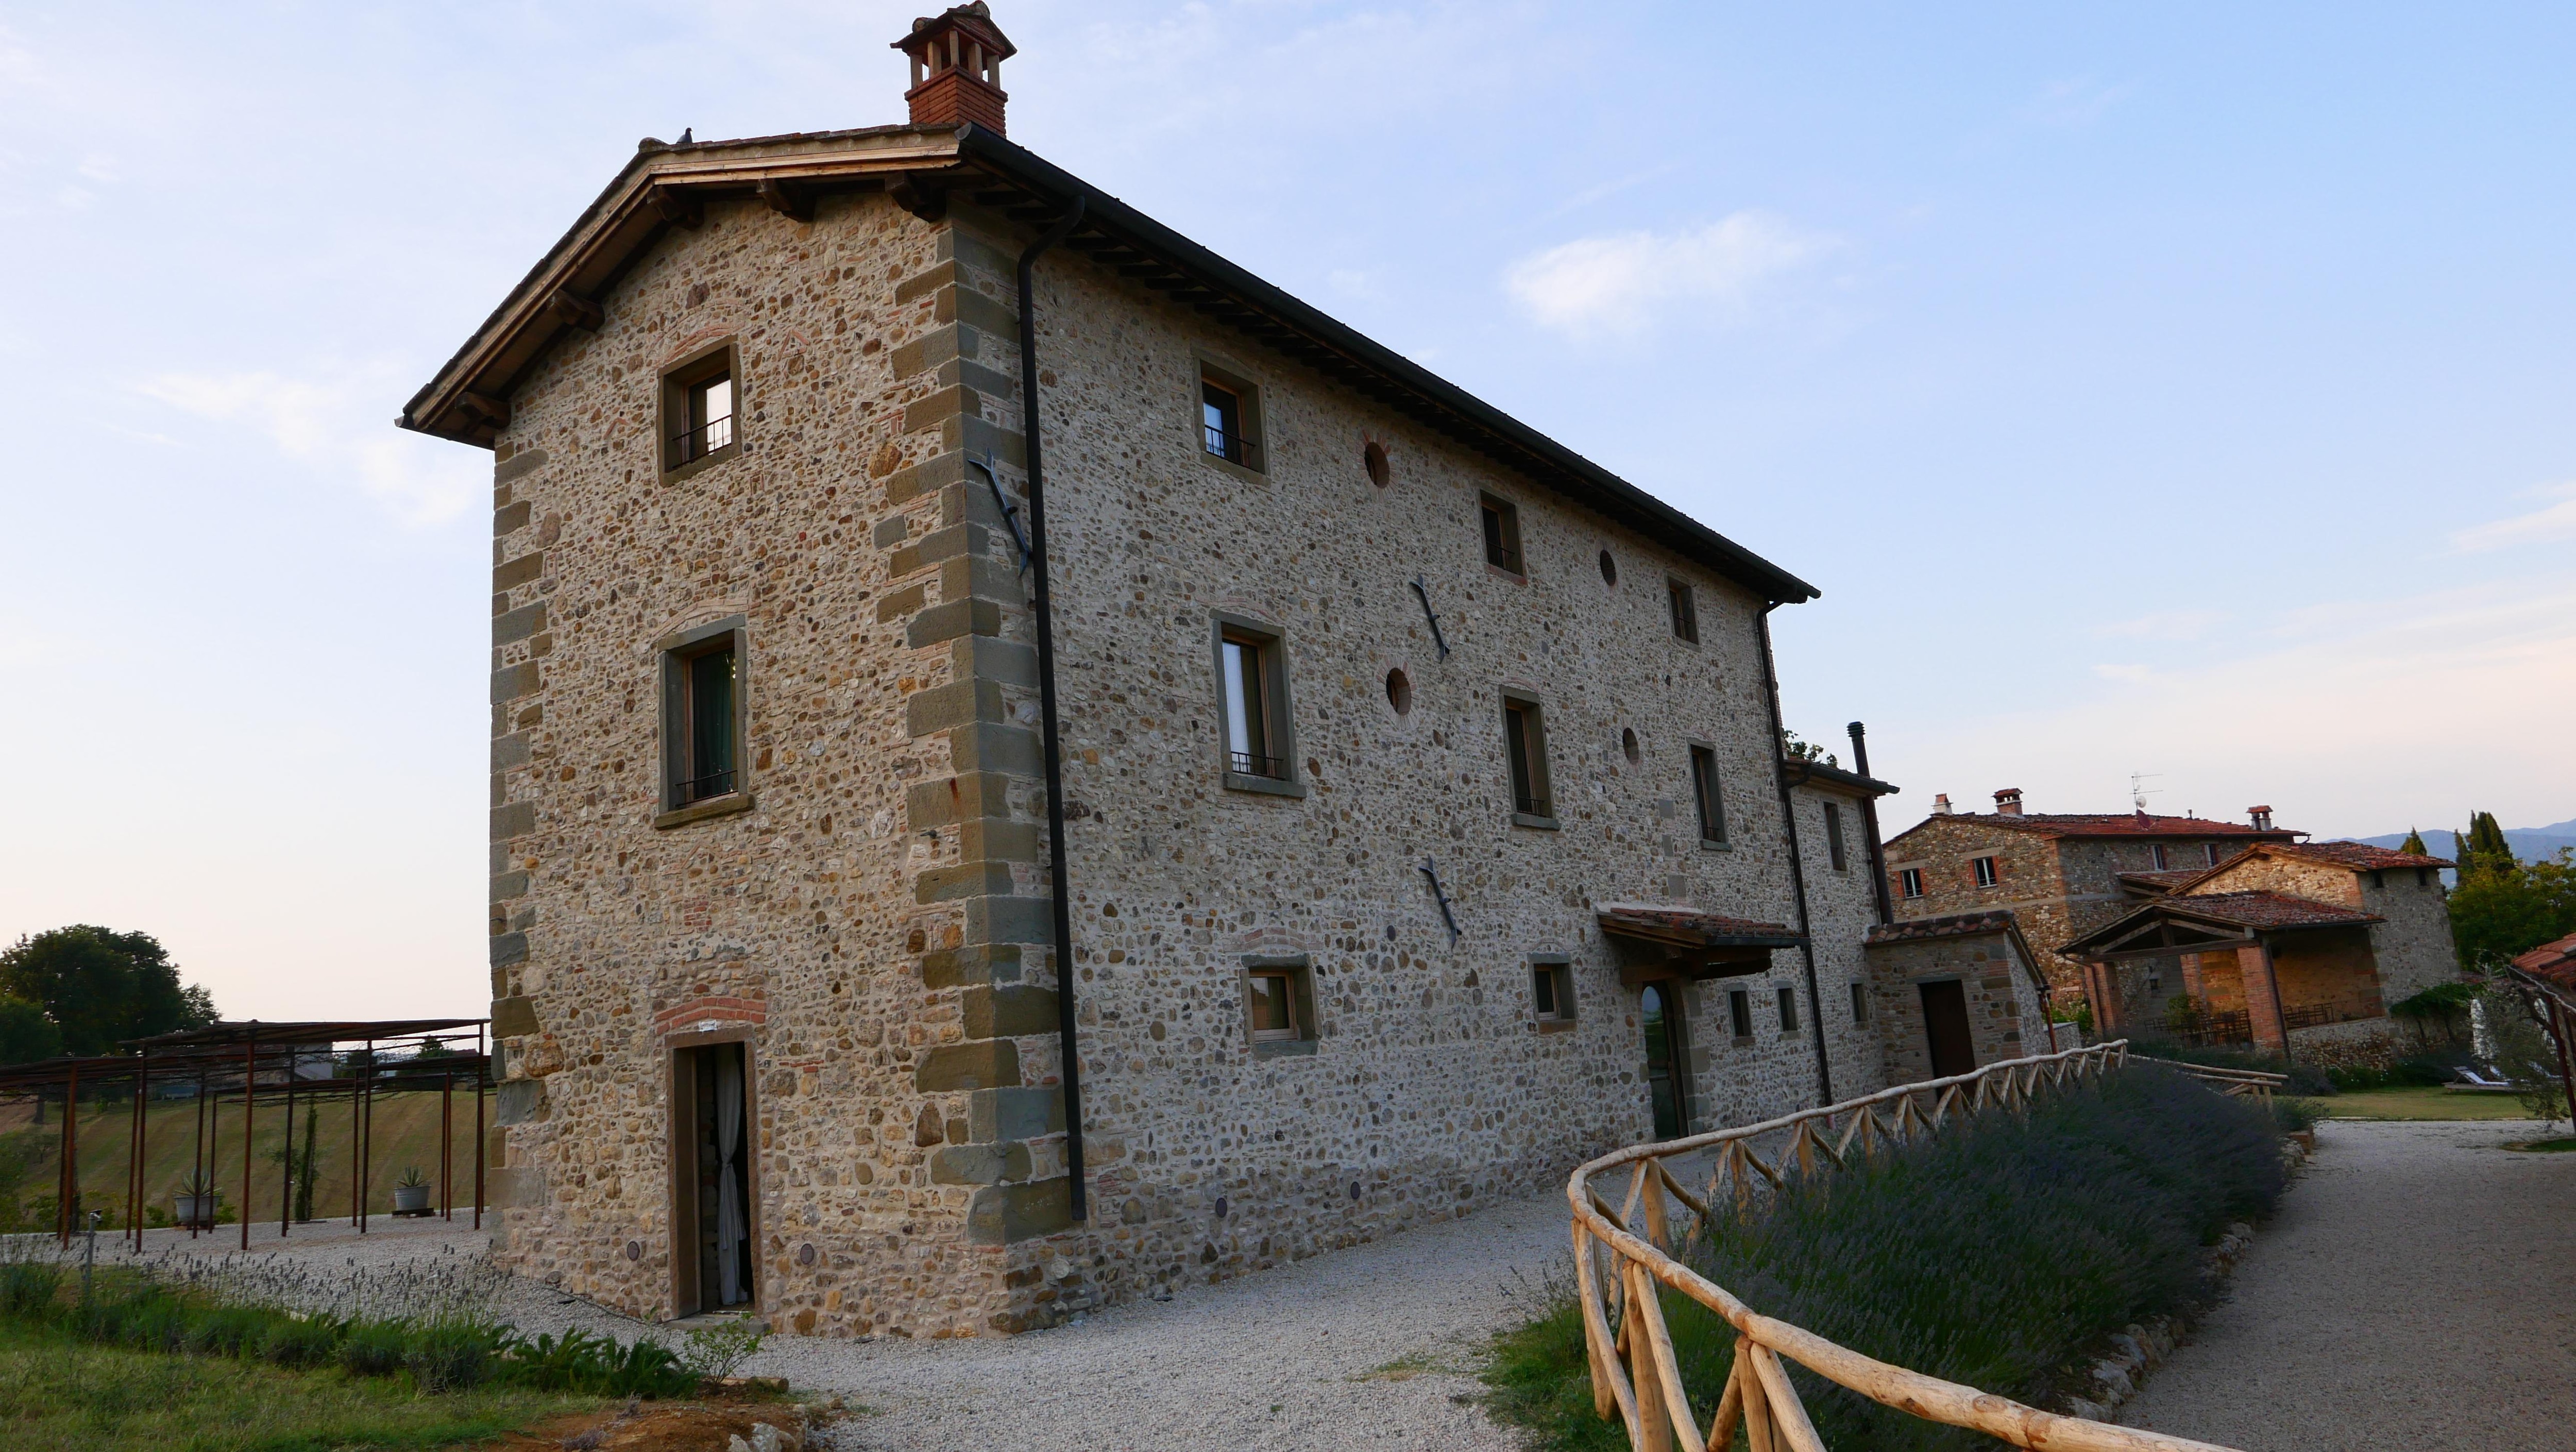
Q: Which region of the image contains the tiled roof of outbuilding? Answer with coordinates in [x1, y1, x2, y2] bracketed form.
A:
[1865, 910, 2018, 944]
[2511, 931, 2576, 989]
[1890, 811, 2301, 846]
[2118, 869, 2205, 893]
[2253, 840, 2451, 872]
[2162, 891, 2382, 930]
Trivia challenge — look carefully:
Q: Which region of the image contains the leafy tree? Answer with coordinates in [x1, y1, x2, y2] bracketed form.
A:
[0, 926, 218, 1057]
[0, 996, 61, 1065]
[2399, 827, 2430, 856]
[2450, 850, 2576, 973]
[2481, 985, 2569, 1128]
[1780, 728, 1839, 768]
[2458, 811, 2515, 881]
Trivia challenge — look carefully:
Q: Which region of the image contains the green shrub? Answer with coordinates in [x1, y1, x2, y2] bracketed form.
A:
[337, 1318, 416, 1379]
[1486, 1066, 2282, 1451]
[255, 1313, 344, 1369]
[406, 1316, 504, 1392]
[2273, 1097, 2323, 1133]
[0, 1259, 61, 1317]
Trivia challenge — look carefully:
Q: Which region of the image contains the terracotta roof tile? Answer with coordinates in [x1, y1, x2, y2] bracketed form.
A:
[2119, 869, 2205, 892]
[1899, 811, 2301, 842]
[2511, 931, 2576, 988]
[2258, 840, 2452, 872]
[2167, 891, 2382, 930]
[1866, 910, 2018, 944]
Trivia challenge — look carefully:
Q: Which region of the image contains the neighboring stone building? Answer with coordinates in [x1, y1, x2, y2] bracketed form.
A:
[1883, 790, 2300, 994]
[399, 6, 1917, 1337]
[2060, 840, 2459, 1067]
[1861, 911, 2056, 1084]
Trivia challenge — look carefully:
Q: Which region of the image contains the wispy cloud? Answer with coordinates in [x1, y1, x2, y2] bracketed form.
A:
[2022, 76, 2134, 128]
[138, 367, 482, 526]
[2451, 480, 2576, 553]
[2098, 609, 2225, 642]
[1504, 212, 1833, 339]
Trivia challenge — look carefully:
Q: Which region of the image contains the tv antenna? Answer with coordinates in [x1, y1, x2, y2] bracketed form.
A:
[2129, 772, 2162, 813]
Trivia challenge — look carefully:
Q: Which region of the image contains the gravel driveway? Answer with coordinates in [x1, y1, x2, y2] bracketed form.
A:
[68, 1190, 1570, 1449]
[2119, 1118, 2576, 1450]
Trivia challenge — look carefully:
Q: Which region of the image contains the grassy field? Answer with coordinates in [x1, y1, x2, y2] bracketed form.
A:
[0, 1087, 492, 1227]
[0, 1317, 599, 1452]
[2317, 1086, 2544, 1121]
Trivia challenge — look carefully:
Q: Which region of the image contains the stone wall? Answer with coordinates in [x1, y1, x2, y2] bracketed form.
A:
[475, 188, 1865, 1339]
[1884, 819, 2071, 982]
[1862, 926, 2054, 1085]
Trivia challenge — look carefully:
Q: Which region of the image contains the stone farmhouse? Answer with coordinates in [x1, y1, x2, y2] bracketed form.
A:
[1884, 790, 2300, 994]
[396, 5, 1978, 1339]
[2061, 839, 2459, 1065]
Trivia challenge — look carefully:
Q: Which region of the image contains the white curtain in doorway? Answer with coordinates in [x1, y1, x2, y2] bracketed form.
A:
[714, 1051, 747, 1307]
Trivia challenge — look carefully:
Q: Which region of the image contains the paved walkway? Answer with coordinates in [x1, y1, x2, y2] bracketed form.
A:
[2121, 1118, 2576, 1450]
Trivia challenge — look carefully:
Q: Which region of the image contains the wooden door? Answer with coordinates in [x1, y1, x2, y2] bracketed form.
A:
[1919, 979, 1976, 1078]
[1641, 982, 1688, 1139]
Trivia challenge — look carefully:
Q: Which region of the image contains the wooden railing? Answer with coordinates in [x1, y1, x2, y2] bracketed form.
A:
[1566, 1041, 2272, 1452]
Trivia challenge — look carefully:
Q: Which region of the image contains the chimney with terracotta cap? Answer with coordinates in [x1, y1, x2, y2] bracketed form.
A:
[1931, 793, 1953, 815]
[894, 3, 1015, 136]
[2249, 805, 2274, 831]
[1994, 788, 2024, 816]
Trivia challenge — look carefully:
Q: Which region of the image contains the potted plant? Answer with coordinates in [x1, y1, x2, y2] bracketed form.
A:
[173, 1173, 217, 1229]
[392, 1167, 433, 1216]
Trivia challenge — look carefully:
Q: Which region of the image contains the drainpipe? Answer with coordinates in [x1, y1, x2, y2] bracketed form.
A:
[1016, 196, 1091, 1221]
[1757, 604, 1833, 1105]
[1846, 721, 1893, 928]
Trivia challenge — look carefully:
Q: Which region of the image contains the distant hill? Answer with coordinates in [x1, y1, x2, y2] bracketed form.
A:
[2352, 819, 2576, 864]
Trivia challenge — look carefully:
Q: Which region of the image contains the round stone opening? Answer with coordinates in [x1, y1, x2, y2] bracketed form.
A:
[1364, 439, 1391, 487]
[1385, 668, 1413, 715]
[1599, 549, 1618, 586]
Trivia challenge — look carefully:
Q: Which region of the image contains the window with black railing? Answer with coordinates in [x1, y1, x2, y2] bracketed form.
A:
[1504, 698, 1552, 819]
[1481, 494, 1524, 575]
[670, 641, 738, 808]
[1201, 379, 1261, 469]
[1220, 630, 1291, 782]
[664, 352, 739, 473]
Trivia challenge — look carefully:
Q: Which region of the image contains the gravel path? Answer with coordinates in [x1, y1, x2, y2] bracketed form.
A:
[56, 1193, 1571, 1449]
[2120, 1118, 2576, 1450]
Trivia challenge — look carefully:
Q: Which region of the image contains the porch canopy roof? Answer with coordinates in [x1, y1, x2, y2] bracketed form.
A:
[2061, 891, 2381, 962]
[1597, 905, 1801, 987]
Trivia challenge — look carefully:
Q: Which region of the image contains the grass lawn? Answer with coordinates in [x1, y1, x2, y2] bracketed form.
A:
[2317, 1086, 2543, 1120]
[0, 1318, 602, 1452]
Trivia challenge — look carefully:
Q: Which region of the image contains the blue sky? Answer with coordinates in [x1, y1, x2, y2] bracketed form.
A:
[4, 2, 2572, 1019]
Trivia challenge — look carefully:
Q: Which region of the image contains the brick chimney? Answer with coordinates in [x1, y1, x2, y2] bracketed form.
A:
[1993, 788, 2024, 816]
[893, 3, 1015, 136]
[1931, 793, 1953, 815]
[2248, 804, 2274, 831]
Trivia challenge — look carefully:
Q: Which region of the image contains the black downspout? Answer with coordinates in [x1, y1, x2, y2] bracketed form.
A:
[1757, 604, 1833, 1106]
[1016, 196, 1090, 1221]
[1848, 722, 1894, 928]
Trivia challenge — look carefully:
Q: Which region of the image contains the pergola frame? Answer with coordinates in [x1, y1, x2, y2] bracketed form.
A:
[0, 1018, 489, 1252]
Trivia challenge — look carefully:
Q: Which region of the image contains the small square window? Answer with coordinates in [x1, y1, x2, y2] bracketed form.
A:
[2151, 843, 2171, 871]
[1198, 362, 1264, 474]
[1727, 988, 1754, 1041]
[1480, 494, 1524, 575]
[1689, 745, 1726, 846]
[1776, 985, 1800, 1034]
[1242, 958, 1317, 1055]
[1532, 960, 1575, 1026]
[1850, 982, 1869, 1022]
[1899, 867, 1925, 899]
[1824, 801, 1848, 871]
[657, 619, 749, 823]
[1973, 856, 1999, 888]
[1503, 696, 1554, 823]
[1667, 579, 1699, 643]
[662, 345, 739, 476]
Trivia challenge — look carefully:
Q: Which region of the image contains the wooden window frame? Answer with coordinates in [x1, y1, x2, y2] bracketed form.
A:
[1972, 855, 1999, 889]
[1195, 356, 1266, 480]
[1776, 984, 1801, 1035]
[660, 340, 742, 483]
[1210, 613, 1303, 798]
[1502, 691, 1556, 828]
[2151, 843, 2171, 871]
[654, 616, 752, 829]
[2205, 842, 2224, 867]
[1849, 981, 1869, 1023]
[1823, 800, 1849, 871]
[1727, 987, 1754, 1044]
[1241, 955, 1319, 1058]
[1531, 954, 1576, 1033]
[1480, 493, 1526, 578]
[1667, 578, 1699, 644]
[1688, 742, 1727, 848]
[1899, 866, 1925, 899]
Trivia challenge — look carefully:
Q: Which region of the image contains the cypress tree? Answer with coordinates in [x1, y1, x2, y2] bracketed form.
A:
[2466, 812, 2516, 879]
[2400, 828, 2430, 857]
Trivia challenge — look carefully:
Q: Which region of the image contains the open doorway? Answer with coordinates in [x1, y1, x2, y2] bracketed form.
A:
[671, 1040, 756, 1316]
[1640, 981, 1691, 1139]
[1919, 979, 1976, 1079]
